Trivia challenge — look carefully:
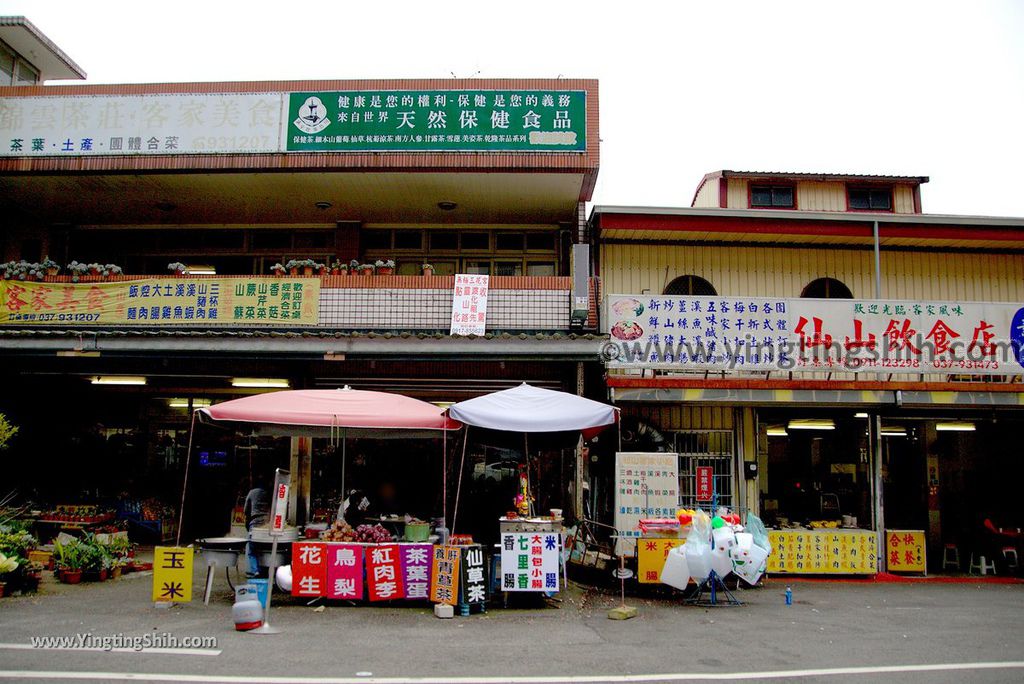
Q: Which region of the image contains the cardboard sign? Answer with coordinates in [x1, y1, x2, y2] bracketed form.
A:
[326, 543, 364, 599]
[885, 530, 926, 573]
[696, 466, 713, 502]
[430, 545, 461, 605]
[152, 546, 193, 602]
[637, 538, 685, 584]
[500, 533, 560, 592]
[291, 542, 327, 597]
[400, 543, 432, 600]
[461, 545, 487, 605]
[365, 544, 403, 601]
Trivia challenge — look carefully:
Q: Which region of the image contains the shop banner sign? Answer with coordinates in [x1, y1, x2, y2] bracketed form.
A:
[326, 543, 364, 599]
[399, 543, 432, 600]
[767, 531, 877, 575]
[365, 543, 403, 601]
[885, 530, 926, 573]
[460, 545, 487, 605]
[0, 278, 320, 326]
[291, 542, 327, 597]
[286, 90, 586, 153]
[605, 294, 1024, 376]
[450, 274, 489, 335]
[0, 93, 284, 156]
[637, 538, 685, 584]
[613, 452, 680, 556]
[430, 545, 461, 605]
[500, 532, 560, 592]
[152, 546, 193, 602]
[696, 466, 713, 502]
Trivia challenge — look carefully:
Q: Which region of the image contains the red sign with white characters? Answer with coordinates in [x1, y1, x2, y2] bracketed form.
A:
[365, 543, 403, 602]
[696, 466, 713, 502]
[291, 542, 326, 597]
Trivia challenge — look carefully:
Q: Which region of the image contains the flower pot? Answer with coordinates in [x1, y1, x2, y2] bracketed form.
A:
[422, 268, 434, 276]
[273, 271, 284, 277]
[289, 268, 299, 276]
[302, 266, 314, 276]
[0, 581, 6, 598]
[46, 267, 59, 276]
[377, 267, 394, 276]
[359, 269, 372, 277]
[61, 570, 83, 584]
[99, 569, 109, 582]
[111, 566, 122, 580]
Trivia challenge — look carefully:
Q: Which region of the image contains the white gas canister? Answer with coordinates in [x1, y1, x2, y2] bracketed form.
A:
[233, 584, 263, 631]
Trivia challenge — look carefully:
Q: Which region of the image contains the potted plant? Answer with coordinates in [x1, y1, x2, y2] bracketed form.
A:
[314, 261, 328, 276]
[87, 262, 103, 277]
[102, 264, 123, 280]
[168, 262, 187, 276]
[269, 263, 286, 277]
[284, 259, 301, 276]
[376, 259, 395, 276]
[0, 551, 19, 597]
[349, 259, 360, 273]
[22, 560, 43, 591]
[54, 540, 83, 584]
[357, 263, 375, 276]
[66, 261, 90, 283]
[41, 257, 60, 277]
[422, 262, 435, 276]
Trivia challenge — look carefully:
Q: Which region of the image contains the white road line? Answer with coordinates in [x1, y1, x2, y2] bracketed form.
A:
[0, 643, 221, 657]
[0, 661, 1022, 683]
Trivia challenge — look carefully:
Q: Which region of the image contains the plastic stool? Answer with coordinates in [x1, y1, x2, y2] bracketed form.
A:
[1002, 547, 1019, 571]
[942, 544, 960, 572]
[969, 553, 996, 575]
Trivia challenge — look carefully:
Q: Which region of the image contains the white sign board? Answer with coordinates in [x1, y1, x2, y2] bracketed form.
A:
[500, 532, 560, 592]
[450, 274, 489, 335]
[605, 295, 1024, 376]
[270, 469, 291, 535]
[614, 452, 679, 556]
[0, 93, 284, 156]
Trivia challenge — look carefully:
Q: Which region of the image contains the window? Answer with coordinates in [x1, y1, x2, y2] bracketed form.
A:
[15, 60, 38, 86]
[464, 261, 490, 275]
[526, 261, 556, 276]
[394, 230, 423, 250]
[429, 231, 458, 250]
[750, 185, 794, 208]
[251, 231, 292, 250]
[663, 275, 717, 296]
[0, 43, 14, 87]
[526, 232, 555, 251]
[495, 232, 524, 251]
[294, 231, 334, 249]
[800, 277, 853, 299]
[494, 261, 523, 276]
[461, 232, 489, 250]
[848, 187, 892, 211]
[361, 230, 391, 251]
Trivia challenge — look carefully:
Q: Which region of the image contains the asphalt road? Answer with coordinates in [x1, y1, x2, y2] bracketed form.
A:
[1, 561, 1023, 683]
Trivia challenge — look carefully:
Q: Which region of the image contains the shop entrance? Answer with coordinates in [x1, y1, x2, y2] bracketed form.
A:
[673, 430, 736, 512]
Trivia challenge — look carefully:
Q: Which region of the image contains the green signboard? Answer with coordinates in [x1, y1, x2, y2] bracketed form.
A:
[286, 90, 586, 153]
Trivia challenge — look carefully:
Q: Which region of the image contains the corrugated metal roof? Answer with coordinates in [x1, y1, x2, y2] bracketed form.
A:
[591, 205, 1024, 227]
[718, 170, 930, 183]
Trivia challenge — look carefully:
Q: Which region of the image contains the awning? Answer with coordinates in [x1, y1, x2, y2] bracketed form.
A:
[447, 382, 617, 432]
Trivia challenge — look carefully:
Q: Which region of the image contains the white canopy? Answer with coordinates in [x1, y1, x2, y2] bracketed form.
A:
[447, 383, 617, 433]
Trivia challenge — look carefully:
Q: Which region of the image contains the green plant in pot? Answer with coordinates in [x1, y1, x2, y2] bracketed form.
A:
[0, 551, 19, 597]
[54, 540, 84, 584]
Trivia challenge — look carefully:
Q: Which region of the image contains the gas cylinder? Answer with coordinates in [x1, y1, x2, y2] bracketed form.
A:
[233, 584, 263, 631]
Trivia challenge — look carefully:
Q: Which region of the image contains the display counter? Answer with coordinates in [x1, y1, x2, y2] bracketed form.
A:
[766, 529, 878, 574]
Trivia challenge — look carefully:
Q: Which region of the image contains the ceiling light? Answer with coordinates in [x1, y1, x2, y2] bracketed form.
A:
[168, 398, 212, 408]
[936, 421, 976, 432]
[231, 377, 289, 388]
[766, 426, 788, 437]
[787, 419, 835, 431]
[185, 264, 216, 275]
[92, 376, 147, 385]
[437, 201, 457, 211]
[854, 412, 869, 419]
[881, 426, 907, 437]
[315, 201, 333, 210]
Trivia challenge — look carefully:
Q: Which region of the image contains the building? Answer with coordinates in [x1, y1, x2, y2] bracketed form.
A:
[0, 17, 602, 542]
[592, 170, 1024, 572]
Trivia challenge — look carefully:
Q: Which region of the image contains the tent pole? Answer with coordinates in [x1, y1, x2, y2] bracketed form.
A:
[524, 432, 534, 517]
[451, 426, 469, 535]
[175, 411, 197, 548]
[442, 426, 448, 529]
[340, 429, 347, 519]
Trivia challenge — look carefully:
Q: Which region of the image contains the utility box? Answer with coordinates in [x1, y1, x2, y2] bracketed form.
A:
[570, 244, 590, 329]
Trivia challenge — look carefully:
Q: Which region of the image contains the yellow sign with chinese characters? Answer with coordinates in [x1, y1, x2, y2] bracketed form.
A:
[885, 530, 926, 573]
[0, 278, 319, 326]
[637, 537, 685, 583]
[767, 530, 877, 575]
[152, 546, 193, 603]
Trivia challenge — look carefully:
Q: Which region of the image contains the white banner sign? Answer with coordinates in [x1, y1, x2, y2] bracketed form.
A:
[500, 532, 560, 592]
[605, 294, 1024, 376]
[450, 274, 489, 336]
[614, 452, 679, 556]
[0, 93, 284, 155]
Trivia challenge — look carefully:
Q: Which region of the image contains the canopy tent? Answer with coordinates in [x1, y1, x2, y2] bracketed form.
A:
[446, 383, 618, 529]
[178, 387, 461, 545]
[448, 383, 617, 433]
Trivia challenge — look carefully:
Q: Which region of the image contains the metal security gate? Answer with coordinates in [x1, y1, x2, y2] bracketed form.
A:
[673, 430, 736, 512]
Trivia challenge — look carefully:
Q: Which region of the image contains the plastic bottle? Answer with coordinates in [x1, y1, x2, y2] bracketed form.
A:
[785, 586, 792, 605]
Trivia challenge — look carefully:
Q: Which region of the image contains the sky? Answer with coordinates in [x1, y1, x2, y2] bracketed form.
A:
[5, 0, 1024, 217]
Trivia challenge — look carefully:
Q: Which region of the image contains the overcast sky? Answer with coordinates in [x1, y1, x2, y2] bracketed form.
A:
[7, 0, 1024, 217]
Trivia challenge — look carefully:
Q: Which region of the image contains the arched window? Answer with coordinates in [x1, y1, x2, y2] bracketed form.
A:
[663, 275, 717, 296]
[801, 277, 853, 299]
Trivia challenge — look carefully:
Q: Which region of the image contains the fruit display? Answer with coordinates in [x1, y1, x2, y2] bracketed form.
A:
[321, 519, 356, 542]
[355, 524, 392, 543]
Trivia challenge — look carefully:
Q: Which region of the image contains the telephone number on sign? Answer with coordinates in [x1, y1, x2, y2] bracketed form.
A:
[9, 312, 101, 322]
[930, 359, 999, 370]
[191, 136, 273, 150]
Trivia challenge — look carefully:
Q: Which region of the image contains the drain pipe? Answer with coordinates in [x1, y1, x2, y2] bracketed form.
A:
[871, 219, 886, 572]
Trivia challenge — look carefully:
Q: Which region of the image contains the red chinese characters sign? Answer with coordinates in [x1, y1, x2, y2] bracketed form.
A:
[450, 274, 489, 336]
[885, 530, 926, 573]
[696, 466, 713, 502]
[291, 542, 327, 597]
[605, 295, 1024, 376]
[326, 543, 364, 599]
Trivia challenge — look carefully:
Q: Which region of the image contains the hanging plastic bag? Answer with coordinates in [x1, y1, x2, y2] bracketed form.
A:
[746, 512, 773, 555]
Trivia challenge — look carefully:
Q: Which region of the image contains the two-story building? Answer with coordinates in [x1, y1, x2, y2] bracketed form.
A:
[0, 17, 602, 541]
[592, 170, 1024, 573]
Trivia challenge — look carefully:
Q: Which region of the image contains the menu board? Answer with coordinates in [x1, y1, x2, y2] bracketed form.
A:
[500, 532, 560, 592]
[613, 452, 680, 556]
[430, 545, 461, 605]
[885, 530, 926, 573]
[767, 530, 877, 574]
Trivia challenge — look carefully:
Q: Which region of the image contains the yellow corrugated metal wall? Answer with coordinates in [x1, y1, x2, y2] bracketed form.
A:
[599, 244, 1024, 302]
